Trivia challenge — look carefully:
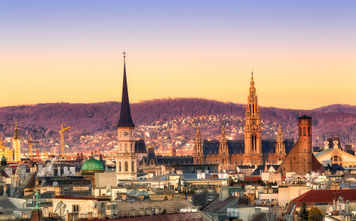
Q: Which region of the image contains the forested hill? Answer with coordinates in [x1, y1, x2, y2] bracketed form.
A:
[0, 98, 355, 146]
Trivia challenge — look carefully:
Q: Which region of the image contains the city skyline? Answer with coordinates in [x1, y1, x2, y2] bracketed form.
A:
[1, 0, 355, 109]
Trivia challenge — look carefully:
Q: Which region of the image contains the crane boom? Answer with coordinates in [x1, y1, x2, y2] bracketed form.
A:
[59, 123, 71, 157]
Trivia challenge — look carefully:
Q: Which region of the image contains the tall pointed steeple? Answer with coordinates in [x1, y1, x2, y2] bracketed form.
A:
[117, 52, 135, 128]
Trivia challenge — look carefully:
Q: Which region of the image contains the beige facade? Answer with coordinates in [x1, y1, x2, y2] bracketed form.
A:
[13, 122, 21, 162]
[116, 127, 137, 181]
[315, 141, 356, 168]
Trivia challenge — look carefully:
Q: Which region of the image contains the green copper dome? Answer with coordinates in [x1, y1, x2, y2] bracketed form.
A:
[81, 157, 104, 173]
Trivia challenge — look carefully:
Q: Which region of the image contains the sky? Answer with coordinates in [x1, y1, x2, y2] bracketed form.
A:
[0, 0, 355, 109]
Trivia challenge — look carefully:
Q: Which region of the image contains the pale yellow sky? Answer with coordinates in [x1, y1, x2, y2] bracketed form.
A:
[1, 0, 356, 109]
[1, 50, 355, 109]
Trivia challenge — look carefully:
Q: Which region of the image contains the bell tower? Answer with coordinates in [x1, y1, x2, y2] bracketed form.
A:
[275, 125, 286, 156]
[244, 72, 262, 165]
[219, 125, 230, 169]
[193, 126, 204, 164]
[116, 52, 137, 181]
[13, 121, 21, 162]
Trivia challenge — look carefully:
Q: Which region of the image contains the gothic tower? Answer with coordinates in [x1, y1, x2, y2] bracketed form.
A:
[116, 53, 137, 181]
[13, 121, 21, 162]
[244, 72, 262, 165]
[275, 125, 286, 156]
[193, 126, 204, 164]
[219, 125, 229, 168]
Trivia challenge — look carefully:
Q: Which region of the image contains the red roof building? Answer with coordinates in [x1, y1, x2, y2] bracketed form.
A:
[287, 189, 356, 217]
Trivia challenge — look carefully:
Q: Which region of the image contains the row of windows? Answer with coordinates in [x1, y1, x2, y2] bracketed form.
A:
[118, 160, 135, 172]
[298, 126, 311, 137]
[119, 142, 134, 152]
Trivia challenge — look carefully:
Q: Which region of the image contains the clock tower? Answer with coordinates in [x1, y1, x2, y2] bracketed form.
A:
[116, 52, 137, 181]
[244, 72, 262, 165]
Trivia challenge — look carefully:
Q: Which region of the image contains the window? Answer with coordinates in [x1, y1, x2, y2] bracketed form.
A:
[131, 160, 135, 171]
[331, 155, 342, 165]
[125, 161, 128, 172]
[73, 205, 79, 212]
[119, 162, 122, 172]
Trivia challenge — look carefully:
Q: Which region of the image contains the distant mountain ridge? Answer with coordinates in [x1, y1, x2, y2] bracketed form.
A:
[0, 98, 355, 148]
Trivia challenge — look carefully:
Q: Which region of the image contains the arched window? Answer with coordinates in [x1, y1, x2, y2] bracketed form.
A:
[131, 143, 133, 152]
[303, 127, 306, 136]
[132, 160, 135, 171]
[331, 155, 342, 166]
[119, 161, 122, 172]
[125, 143, 127, 152]
[125, 161, 128, 172]
[299, 127, 302, 136]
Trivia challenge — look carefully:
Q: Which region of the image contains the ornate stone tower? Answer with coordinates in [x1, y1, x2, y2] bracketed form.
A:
[219, 125, 230, 168]
[275, 125, 286, 156]
[13, 121, 21, 162]
[244, 72, 262, 165]
[116, 53, 137, 181]
[193, 126, 204, 164]
[278, 116, 323, 174]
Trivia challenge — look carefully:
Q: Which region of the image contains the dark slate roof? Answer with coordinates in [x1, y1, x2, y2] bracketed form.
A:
[143, 147, 157, 165]
[324, 164, 344, 174]
[228, 140, 245, 154]
[156, 156, 194, 165]
[135, 140, 147, 153]
[252, 165, 265, 175]
[117, 62, 135, 128]
[203, 140, 219, 155]
[202, 139, 294, 155]
[298, 115, 312, 120]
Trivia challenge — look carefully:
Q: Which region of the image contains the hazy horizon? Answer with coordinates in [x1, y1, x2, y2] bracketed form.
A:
[1, 97, 355, 111]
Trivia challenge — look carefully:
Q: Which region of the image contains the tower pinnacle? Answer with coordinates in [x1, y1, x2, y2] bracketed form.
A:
[13, 120, 19, 140]
[117, 52, 135, 128]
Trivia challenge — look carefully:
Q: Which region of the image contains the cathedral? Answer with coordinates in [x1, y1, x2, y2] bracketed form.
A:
[193, 73, 294, 169]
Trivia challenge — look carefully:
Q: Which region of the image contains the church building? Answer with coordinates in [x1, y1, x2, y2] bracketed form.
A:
[193, 73, 294, 169]
[115, 53, 138, 181]
[278, 116, 324, 174]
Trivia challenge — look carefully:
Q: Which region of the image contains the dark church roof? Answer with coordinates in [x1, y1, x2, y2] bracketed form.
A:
[202, 139, 294, 155]
[298, 115, 312, 120]
[135, 140, 147, 153]
[117, 59, 135, 128]
[156, 156, 194, 165]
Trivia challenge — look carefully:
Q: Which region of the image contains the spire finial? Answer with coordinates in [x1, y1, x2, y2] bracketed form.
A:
[123, 51, 126, 62]
[251, 69, 254, 78]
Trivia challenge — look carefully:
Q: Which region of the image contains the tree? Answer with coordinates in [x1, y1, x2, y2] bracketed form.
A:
[308, 207, 323, 221]
[298, 202, 308, 221]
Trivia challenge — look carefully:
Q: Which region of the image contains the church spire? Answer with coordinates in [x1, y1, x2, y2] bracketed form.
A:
[117, 52, 135, 128]
[13, 120, 19, 140]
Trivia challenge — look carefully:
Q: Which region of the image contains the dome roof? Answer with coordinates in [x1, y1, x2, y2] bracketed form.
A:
[81, 157, 104, 173]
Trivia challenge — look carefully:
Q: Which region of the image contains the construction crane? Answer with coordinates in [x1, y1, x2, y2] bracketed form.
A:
[58, 123, 71, 158]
